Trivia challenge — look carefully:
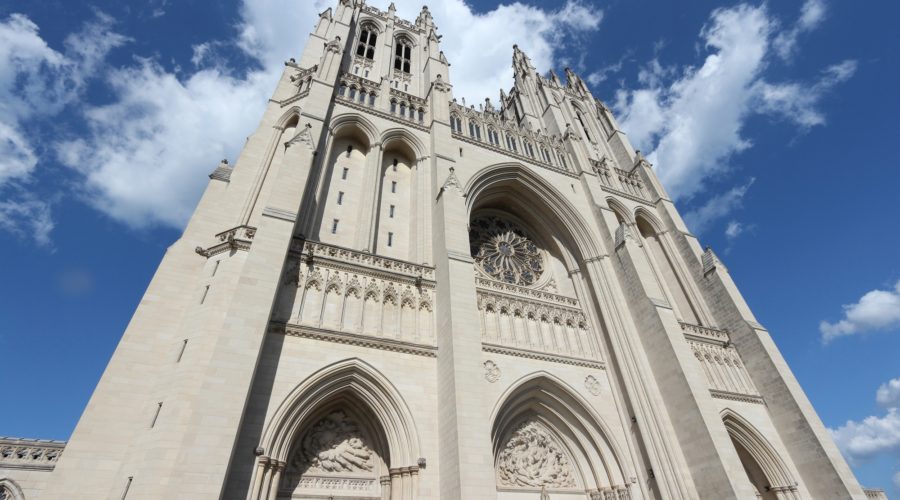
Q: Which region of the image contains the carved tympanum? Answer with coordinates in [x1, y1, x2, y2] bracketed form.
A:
[292, 410, 374, 474]
[470, 215, 544, 286]
[497, 420, 576, 488]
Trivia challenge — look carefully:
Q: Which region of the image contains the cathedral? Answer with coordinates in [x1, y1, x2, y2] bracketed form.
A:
[0, 1, 882, 499]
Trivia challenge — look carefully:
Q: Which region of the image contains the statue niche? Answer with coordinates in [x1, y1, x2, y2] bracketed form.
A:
[282, 409, 385, 498]
[496, 419, 577, 489]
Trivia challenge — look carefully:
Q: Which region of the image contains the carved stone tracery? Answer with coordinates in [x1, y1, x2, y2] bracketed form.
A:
[470, 215, 545, 286]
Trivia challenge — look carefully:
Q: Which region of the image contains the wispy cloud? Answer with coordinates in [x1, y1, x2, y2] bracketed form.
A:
[682, 178, 755, 235]
[613, 0, 854, 229]
[820, 280, 900, 343]
[773, 0, 827, 61]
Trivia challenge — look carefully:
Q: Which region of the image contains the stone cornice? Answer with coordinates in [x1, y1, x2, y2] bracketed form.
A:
[482, 343, 606, 369]
[451, 132, 578, 179]
[274, 323, 437, 357]
[710, 389, 766, 405]
[476, 279, 580, 309]
[196, 225, 256, 258]
[290, 239, 435, 284]
[335, 98, 430, 132]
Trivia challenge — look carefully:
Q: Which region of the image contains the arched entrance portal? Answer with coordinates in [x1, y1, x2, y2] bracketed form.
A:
[251, 359, 421, 500]
[492, 374, 636, 499]
[722, 410, 800, 500]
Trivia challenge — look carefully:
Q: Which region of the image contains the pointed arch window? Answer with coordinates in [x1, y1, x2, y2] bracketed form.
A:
[356, 26, 377, 60]
[469, 121, 481, 140]
[575, 110, 592, 142]
[524, 140, 535, 158]
[557, 151, 568, 169]
[540, 147, 551, 163]
[394, 38, 412, 73]
[506, 134, 517, 152]
[450, 114, 462, 133]
[348, 86, 357, 100]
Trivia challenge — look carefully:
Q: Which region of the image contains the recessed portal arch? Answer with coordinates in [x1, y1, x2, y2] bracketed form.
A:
[250, 358, 421, 500]
[491, 372, 635, 498]
[721, 409, 800, 500]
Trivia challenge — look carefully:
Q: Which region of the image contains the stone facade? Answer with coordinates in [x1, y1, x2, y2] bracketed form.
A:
[3, 1, 880, 498]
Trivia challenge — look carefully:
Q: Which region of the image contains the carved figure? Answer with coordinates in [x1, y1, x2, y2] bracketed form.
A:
[497, 420, 576, 488]
[293, 410, 374, 474]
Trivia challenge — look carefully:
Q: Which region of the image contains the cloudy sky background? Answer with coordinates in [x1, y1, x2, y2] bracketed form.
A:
[1, 0, 898, 493]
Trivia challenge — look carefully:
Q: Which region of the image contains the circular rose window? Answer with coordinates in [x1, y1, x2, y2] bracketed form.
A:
[469, 215, 544, 286]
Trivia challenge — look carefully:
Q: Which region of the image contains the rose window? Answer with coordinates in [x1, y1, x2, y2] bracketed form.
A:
[469, 215, 544, 286]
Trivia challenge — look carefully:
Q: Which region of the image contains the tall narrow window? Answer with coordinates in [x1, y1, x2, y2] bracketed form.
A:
[390, 99, 397, 113]
[358, 90, 366, 103]
[356, 27, 377, 60]
[394, 38, 412, 73]
[418, 108, 424, 122]
[338, 83, 347, 96]
[506, 134, 517, 152]
[391, 181, 397, 193]
[392, 158, 398, 171]
[469, 122, 481, 140]
[348, 86, 357, 100]
[388, 232, 394, 247]
[389, 205, 395, 218]
[576, 111, 592, 141]
[337, 191, 344, 205]
[200, 285, 210, 304]
[342, 167, 349, 180]
[331, 219, 339, 234]
[558, 152, 568, 169]
[400, 102, 407, 116]
[451, 115, 462, 133]
[369, 93, 376, 106]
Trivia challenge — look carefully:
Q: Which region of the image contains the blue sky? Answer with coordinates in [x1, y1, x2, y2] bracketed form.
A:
[1, 0, 898, 494]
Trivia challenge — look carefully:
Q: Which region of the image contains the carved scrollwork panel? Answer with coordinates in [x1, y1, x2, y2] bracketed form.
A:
[496, 420, 577, 488]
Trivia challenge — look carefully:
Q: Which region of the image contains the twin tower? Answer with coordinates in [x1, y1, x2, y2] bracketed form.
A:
[6, 0, 871, 498]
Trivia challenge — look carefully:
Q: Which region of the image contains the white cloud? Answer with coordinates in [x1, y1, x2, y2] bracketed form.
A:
[820, 280, 900, 343]
[894, 471, 900, 494]
[725, 220, 744, 239]
[682, 178, 754, 235]
[0, 12, 125, 244]
[52, 0, 601, 230]
[390, 0, 601, 104]
[754, 60, 857, 129]
[0, 192, 54, 246]
[831, 378, 900, 467]
[878, 379, 900, 410]
[614, 2, 854, 211]
[773, 0, 827, 61]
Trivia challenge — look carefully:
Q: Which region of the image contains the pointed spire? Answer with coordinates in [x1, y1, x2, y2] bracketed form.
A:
[416, 5, 435, 29]
[388, 2, 396, 16]
[549, 69, 561, 86]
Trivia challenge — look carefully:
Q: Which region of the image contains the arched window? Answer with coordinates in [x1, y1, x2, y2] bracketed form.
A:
[418, 108, 425, 122]
[368, 93, 376, 106]
[348, 86, 357, 100]
[358, 90, 367, 103]
[575, 110, 592, 142]
[399, 102, 407, 116]
[338, 83, 347, 97]
[450, 114, 462, 133]
[394, 38, 412, 73]
[506, 134, 517, 152]
[541, 147, 551, 163]
[469, 121, 481, 140]
[356, 26, 377, 60]
[390, 99, 397, 113]
[488, 128, 499, 146]
[524, 141, 535, 157]
[557, 151, 567, 169]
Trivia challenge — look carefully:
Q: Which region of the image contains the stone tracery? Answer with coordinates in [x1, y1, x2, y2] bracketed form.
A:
[470, 215, 544, 286]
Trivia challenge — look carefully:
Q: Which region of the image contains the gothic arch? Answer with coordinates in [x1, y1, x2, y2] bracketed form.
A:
[465, 163, 604, 266]
[260, 358, 420, 464]
[605, 197, 632, 225]
[633, 207, 663, 233]
[274, 106, 302, 130]
[251, 359, 422, 500]
[328, 113, 378, 149]
[720, 409, 799, 499]
[380, 128, 427, 160]
[490, 372, 634, 495]
[0, 478, 25, 500]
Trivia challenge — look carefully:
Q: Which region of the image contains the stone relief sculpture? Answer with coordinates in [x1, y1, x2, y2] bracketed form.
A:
[292, 410, 375, 474]
[470, 215, 544, 286]
[484, 360, 501, 383]
[497, 420, 576, 488]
